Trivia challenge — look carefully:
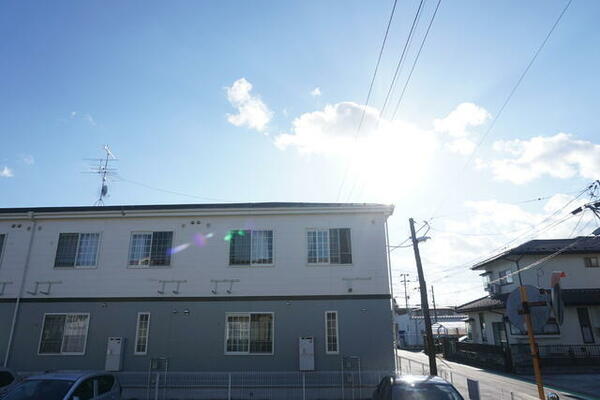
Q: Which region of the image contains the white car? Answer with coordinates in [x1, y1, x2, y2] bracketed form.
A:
[3, 371, 121, 400]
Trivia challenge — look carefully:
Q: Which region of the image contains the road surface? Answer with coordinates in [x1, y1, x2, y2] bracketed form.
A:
[396, 349, 599, 400]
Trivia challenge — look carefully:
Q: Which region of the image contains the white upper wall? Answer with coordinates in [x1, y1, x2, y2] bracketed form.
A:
[0, 204, 393, 299]
[479, 252, 600, 295]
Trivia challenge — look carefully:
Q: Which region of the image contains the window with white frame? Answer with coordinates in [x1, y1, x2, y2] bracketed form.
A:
[498, 269, 514, 285]
[228, 230, 273, 265]
[307, 228, 352, 264]
[39, 313, 90, 355]
[134, 312, 150, 355]
[128, 231, 173, 266]
[225, 313, 273, 354]
[0, 233, 5, 263]
[54, 233, 100, 267]
[325, 311, 339, 354]
[584, 257, 599, 268]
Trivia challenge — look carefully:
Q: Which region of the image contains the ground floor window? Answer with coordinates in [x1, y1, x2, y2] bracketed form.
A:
[39, 313, 90, 355]
[134, 312, 151, 355]
[325, 311, 339, 354]
[225, 313, 273, 354]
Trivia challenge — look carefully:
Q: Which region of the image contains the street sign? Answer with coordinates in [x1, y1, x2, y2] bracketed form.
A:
[506, 285, 550, 332]
[550, 272, 566, 325]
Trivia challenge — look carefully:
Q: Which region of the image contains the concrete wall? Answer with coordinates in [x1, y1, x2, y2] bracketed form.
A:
[4, 297, 395, 373]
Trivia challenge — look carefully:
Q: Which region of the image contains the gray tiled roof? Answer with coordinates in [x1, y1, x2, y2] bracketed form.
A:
[0, 202, 393, 214]
[456, 288, 600, 312]
[472, 236, 600, 270]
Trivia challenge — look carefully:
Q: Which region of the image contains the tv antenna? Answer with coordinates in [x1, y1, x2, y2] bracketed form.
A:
[84, 145, 118, 206]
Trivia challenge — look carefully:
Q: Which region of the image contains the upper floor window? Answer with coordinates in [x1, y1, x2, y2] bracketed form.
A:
[584, 257, 599, 268]
[54, 233, 100, 267]
[39, 313, 90, 355]
[498, 269, 514, 285]
[228, 230, 273, 265]
[128, 231, 173, 266]
[307, 228, 352, 264]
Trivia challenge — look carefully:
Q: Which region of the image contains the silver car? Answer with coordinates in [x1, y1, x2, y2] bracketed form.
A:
[2, 371, 121, 400]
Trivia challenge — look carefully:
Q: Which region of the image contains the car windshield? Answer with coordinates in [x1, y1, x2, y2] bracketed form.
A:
[392, 383, 463, 400]
[3, 379, 74, 400]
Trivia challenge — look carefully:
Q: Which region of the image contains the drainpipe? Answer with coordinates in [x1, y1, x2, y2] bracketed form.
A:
[385, 218, 399, 371]
[3, 211, 37, 367]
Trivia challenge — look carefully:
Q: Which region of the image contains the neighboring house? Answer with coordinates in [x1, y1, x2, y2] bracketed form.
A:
[456, 237, 600, 347]
[394, 306, 467, 348]
[0, 202, 396, 373]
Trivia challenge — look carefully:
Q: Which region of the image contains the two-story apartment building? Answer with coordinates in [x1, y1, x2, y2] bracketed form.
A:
[456, 237, 600, 347]
[0, 202, 396, 373]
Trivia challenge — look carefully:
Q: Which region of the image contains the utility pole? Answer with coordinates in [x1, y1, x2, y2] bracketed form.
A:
[409, 218, 437, 376]
[431, 286, 437, 323]
[399, 273, 410, 310]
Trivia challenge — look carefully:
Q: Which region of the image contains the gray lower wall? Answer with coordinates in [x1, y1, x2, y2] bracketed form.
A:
[1, 297, 395, 373]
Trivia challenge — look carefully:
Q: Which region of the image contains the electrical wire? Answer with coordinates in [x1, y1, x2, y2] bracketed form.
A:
[379, 0, 426, 119]
[335, 0, 400, 201]
[390, 0, 442, 120]
[116, 175, 232, 203]
[428, 0, 574, 221]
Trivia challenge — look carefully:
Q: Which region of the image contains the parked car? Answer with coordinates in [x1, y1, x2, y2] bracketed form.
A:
[0, 368, 19, 399]
[373, 375, 463, 400]
[2, 371, 121, 400]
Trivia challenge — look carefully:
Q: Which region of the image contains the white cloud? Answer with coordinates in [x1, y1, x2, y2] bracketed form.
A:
[310, 87, 321, 97]
[70, 111, 96, 126]
[489, 133, 600, 184]
[225, 78, 273, 131]
[274, 101, 438, 201]
[434, 102, 490, 155]
[22, 155, 34, 165]
[390, 193, 594, 306]
[434, 102, 490, 138]
[0, 166, 13, 178]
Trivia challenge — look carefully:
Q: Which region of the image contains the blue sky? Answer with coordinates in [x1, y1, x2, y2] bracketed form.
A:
[1, 0, 599, 304]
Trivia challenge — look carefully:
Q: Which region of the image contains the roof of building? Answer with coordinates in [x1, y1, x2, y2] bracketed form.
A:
[472, 236, 600, 270]
[455, 294, 509, 313]
[0, 202, 394, 216]
[456, 288, 600, 313]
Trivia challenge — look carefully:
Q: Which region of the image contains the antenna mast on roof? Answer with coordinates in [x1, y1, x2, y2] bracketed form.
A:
[84, 145, 118, 206]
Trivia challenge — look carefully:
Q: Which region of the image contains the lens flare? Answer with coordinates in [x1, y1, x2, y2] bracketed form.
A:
[193, 233, 207, 247]
[168, 243, 190, 255]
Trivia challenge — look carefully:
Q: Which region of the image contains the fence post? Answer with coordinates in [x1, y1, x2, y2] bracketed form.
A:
[450, 371, 453, 384]
[228, 373, 231, 400]
[408, 359, 411, 372]
[154, 372, 159, 400]
[302, 372, 306, 400]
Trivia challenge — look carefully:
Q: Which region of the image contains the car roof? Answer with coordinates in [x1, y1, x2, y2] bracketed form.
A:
[393, 375, 451, 385]
[24, 371, 110, 381]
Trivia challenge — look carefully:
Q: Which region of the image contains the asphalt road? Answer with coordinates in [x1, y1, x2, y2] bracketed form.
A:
[396, 349, 599, 400]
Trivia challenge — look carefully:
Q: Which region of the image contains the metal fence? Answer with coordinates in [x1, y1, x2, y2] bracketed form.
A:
[117, 370, 393, 400]
[396, 355, 539, 400]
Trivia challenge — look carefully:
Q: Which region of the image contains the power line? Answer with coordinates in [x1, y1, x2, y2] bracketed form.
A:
[335, 0, 400, 201]
[428, 0, 574, 220]
[116, 175, 232, 203]
[379, 0, 426, 119]
[390, 0, 442, 120]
